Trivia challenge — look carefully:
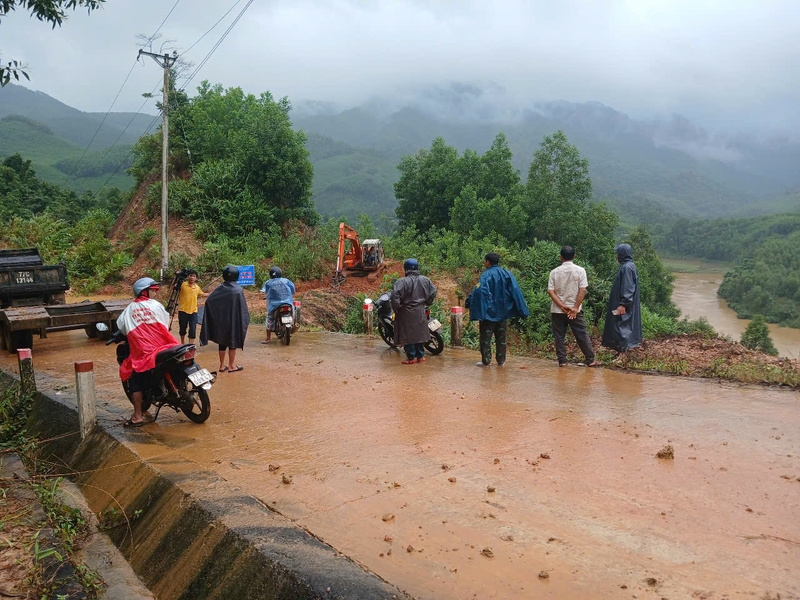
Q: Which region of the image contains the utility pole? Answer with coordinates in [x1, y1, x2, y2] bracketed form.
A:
[139, 50, 178, 281]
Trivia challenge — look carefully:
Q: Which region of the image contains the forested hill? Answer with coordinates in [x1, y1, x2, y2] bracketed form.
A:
[0, 84, 158, 193]
[296, 101, 800, 223]
[0, 83, 154, 150]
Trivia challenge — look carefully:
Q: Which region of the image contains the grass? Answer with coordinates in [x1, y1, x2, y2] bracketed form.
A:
[662, 256, 732, 274]
[0, 384, 104, 597]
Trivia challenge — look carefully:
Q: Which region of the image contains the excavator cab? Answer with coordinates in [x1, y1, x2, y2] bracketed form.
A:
[361, 239, 384, 269]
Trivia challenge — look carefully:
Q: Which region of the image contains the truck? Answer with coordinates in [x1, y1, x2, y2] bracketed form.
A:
[0, 248, 129, 353]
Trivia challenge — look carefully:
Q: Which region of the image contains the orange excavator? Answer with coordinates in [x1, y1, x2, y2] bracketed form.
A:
[332, 223, 385, 287]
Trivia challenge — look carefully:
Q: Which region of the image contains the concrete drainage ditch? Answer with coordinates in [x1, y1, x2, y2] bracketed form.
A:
[1, 372, 406, 600]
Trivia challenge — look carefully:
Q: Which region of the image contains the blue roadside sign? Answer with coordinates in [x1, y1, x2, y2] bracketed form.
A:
[237, 265, 255, 286]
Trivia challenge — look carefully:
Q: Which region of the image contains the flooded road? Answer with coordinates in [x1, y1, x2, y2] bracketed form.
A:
[3, 331, 799, 599]
[673, 271, 800, 358]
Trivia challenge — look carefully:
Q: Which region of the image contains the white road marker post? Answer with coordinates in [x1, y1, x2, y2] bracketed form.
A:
[74, 361, 97, 440]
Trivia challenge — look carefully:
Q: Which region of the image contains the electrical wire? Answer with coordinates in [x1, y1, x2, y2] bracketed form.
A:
[66, 57, 138, 177]
[182, 0, 244, 57]
[151, 0, 182, 39]
[67, 0, 183, 179]
[179, 0, 254, 92]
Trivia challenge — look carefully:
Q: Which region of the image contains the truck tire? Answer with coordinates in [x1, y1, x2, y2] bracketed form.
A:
[3, 328, 33, 353]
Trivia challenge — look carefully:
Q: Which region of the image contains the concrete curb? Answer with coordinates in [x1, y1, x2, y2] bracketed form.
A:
[1, 371, 408, 600]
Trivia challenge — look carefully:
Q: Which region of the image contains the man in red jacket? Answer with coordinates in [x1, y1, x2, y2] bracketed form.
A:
[116, 277, 179, 427]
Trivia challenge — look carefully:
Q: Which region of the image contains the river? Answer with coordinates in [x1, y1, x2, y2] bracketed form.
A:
[672, 271, 800, 358]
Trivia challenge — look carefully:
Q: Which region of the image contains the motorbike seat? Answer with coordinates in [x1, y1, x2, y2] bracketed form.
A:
[155, 344, 194, 365]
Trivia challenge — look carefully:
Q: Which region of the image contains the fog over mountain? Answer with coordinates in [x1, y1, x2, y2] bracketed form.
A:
[2, 0, 798, 137]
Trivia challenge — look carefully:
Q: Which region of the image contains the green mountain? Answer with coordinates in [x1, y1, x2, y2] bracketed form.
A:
[0, 83, 155, 149]
[296, 100, 800, 223]
[0, 84, 156, 194]
[0, 115, 133, 194]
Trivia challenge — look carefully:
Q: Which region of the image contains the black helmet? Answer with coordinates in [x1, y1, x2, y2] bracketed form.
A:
[222, 265, 239, 282]
[269, 266, 282, 279]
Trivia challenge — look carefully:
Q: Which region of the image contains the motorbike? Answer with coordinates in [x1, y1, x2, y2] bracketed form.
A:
[102, 325, 213, 423]
[374, 293, 444, 355]
[271, 303, 295, 345]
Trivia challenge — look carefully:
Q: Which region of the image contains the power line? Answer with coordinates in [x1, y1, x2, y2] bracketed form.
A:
[182, 0, 244, 57]
[151, 0, 182, 38]
[67, 57, 139, 177]
[179, 0, 254, 92]
[67, 0, 183, 179]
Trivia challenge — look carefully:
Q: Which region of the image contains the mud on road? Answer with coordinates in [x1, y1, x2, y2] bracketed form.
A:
[2, 330, 799, 599]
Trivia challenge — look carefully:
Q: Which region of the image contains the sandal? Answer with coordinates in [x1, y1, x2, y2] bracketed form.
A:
[228, 366, 244, 372]
[219, 366, 229, 372]
[401, 359, 416, 365]
[123, 418, 145, 428]
[416, 357, 426, 363]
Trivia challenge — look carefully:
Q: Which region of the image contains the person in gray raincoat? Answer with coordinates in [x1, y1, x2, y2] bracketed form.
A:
[390, 258, 437, 364]
[602, 243, 642, 352]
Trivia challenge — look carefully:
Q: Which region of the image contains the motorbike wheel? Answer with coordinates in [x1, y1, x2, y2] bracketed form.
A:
[378, 323, 397, 348]
[284, 326, 291, 346]
[180, 386, 210, 424]
[424, 330, 445, 356]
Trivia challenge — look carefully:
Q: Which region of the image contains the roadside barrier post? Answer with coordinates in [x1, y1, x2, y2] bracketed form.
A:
[17, 348, 36, 395]
[363, 298, 374, 336]
[74, 361, 97, 440]
[293, 300, 302, 327]
[450, 307, 464, 347]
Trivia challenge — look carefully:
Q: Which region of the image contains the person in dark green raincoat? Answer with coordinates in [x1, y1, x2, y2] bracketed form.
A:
[602, 243, 642, 352]
[466, 253, 530, 367]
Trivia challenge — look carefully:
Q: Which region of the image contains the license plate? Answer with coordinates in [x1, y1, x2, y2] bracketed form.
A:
[428, 319, 442, 331]
[188, 369, 213, 386]
[281, 315, 293, 324]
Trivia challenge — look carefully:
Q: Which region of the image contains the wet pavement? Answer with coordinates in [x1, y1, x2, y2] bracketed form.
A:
[3, 330, 799, 599]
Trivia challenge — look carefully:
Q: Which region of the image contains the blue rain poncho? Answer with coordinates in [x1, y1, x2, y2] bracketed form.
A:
[261, 278, 296, 315]
[466, 265, 530, 322]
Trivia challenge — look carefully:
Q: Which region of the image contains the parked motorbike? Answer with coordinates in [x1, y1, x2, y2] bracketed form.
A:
[272, 303, 295, 345]
[374, 293, 444, 355]
[102, 325, 213, 423]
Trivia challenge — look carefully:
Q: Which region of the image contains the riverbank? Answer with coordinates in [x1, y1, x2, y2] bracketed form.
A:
[671, 270, 800, 359]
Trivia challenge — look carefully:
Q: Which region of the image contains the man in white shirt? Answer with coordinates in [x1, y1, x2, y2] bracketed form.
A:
[547, 245, 598, 367]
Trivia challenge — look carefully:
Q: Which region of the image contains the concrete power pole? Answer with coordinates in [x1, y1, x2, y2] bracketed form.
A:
[139, 50, 178, 281]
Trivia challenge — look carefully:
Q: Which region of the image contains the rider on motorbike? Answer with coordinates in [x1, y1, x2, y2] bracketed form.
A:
[260, 266, 295, 344]
[116, 277, 180, 427]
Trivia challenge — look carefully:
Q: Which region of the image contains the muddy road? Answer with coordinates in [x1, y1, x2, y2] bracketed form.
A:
[3, 330, 799, 599]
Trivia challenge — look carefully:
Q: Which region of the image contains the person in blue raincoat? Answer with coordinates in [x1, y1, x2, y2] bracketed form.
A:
[602, 243, 642, 353]
[260, 266, 296, 344]
[466, 252, 530, 367]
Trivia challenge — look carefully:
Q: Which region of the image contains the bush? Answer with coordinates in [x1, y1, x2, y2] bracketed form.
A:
[740, 316, 779, 356]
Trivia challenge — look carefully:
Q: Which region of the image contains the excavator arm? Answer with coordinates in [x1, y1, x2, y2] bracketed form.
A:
[336, 222, 363, 273]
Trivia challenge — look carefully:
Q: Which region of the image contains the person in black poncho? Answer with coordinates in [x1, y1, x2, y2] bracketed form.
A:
[602, 244, 642, 353]
[200, 265, 250, 372]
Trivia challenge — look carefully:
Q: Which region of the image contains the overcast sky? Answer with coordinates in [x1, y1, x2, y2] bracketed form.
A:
[2, 0, 799, 133]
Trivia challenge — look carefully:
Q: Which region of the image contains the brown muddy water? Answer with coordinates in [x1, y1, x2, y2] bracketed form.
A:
[672, 272, 800, 358]
[2, 330, 799, 599]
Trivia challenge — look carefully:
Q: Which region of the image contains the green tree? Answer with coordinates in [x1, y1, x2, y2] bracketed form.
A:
[130, 82, 316, 228]
[522, 130, 618, 276]
[394, 137, 463, 232]
[740, 316, 779, 356]
[1, 0, 105, 86]
[624, 225, 677, 318]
